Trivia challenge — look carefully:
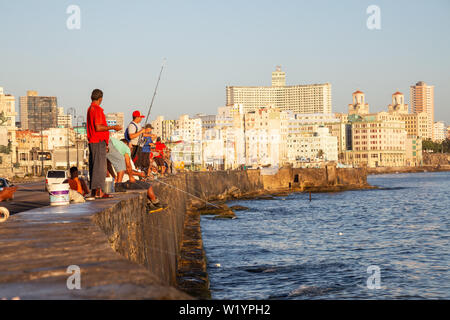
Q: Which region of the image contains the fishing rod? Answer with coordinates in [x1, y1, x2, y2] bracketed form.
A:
[143, 58, 166, 128]
[134, 58, 166, 157]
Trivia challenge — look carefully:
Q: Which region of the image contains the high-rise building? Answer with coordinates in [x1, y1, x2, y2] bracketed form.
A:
[19, 91, 58, 131]
[410, 81, 434, 139]
[226, 67, 332, 114]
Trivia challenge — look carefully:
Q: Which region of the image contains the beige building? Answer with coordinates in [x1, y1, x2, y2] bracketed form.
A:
[433, 121, 446, 142]
[405, 136, 422, 167]
[410, 81, 434, 140]
[344, 114, 407, 167]
[386, 91, 430, 139]
[0, 87, 18, 166]
[15, 130, 50, 175]
[226, 67, 332, 114]
[151, 116, 178, 141]
[344, 91, 408, 167]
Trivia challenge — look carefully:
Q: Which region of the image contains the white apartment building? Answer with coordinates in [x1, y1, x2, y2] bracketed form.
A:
[174, 115, 202, 141]
[43, 127, 75, 150]
[151, 115, 164, 138]
[202, 128, 225, 169]
[170, 115, 203, 169]
[287, 126, 338, 163]
[226, 67, 332, 114]
[57, 107, 72, 128]
[433, 121, 446, 142]
[288, 113, 345, 159]
[243, 106, 289, 167]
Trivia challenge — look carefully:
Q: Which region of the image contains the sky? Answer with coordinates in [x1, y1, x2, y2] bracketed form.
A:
[1, 0, 449, 125]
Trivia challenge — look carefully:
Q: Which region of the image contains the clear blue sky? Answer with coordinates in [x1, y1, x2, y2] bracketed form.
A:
[1, 0, 449, 125]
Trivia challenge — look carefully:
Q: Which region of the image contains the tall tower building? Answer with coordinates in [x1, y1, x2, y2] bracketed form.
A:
[410, 81, 434, 139]
[271, 66, 286, 87]
[19, 91, 58, 131]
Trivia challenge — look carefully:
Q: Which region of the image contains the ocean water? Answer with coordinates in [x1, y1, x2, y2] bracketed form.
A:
[200, 172, 450, 299]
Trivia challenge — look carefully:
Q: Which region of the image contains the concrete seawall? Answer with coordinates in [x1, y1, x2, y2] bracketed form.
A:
[0, 167, 368, 299]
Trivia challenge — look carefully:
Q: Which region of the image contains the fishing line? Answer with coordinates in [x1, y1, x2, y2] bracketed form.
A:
[151, 178, 221, 209]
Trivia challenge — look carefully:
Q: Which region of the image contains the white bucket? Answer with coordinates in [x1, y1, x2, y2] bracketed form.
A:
[48, 183, 70, 206]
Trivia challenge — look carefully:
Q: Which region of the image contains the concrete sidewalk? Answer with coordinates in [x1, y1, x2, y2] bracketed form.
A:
[0, 193, 190, 300]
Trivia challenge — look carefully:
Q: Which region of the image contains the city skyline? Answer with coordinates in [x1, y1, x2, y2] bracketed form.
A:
[1, 0, 449, 124]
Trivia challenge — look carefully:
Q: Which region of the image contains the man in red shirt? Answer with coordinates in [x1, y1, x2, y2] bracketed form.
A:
[87, 89, 122, 198]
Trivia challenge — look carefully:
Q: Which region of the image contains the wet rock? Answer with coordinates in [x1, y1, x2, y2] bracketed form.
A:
[213, 214, 236, 220]
[272, 191, 291, 197]
[229, 205, 249, 211]
[255, 195, 276, 200]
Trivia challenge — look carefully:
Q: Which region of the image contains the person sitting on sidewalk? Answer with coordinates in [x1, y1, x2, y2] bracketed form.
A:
[63, 166, 93, 203]
[67, 167, 90, 196]
[106, 137, 166, 212]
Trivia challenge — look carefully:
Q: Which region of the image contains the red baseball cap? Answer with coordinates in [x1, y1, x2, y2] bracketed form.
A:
[132, 110, 145, 118]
